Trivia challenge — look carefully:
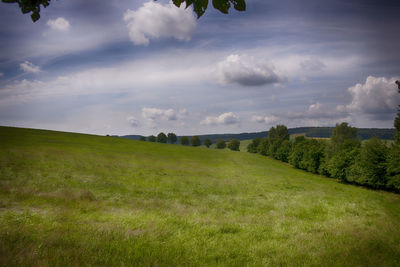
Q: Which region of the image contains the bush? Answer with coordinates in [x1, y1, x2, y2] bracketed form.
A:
[139, 136, 146, 141]
[167, 133, 177, 144]
[216, 139, 226, 149]
[228, 139, 240, 151]
[275, 140, 291, 162]
[257, 138, 269, 156]
[289, 136, 306, 168]
[190, 136, 201, 147]
[387, 144, 400, 191]
[148, 135, 156, 142]
[204, 139, 212, 148]
[323, 139, 360, 181]
[157, 132, 167, 143]
[247, 138, 261, 153]
[347, 137, 388, 188]
[180, 136, 189, 146]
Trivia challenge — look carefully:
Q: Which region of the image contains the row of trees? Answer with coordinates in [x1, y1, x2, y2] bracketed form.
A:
[248, 81, 400, 192]
[248, 122, 400, 192]
[139, 132, 241, 151]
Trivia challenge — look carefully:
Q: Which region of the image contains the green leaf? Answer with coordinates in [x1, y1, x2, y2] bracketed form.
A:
[232, 0, 246, 11]
[212, 0, 230, 14]
[31, 11, 40, 22]
[172, 0, 185, 8]
[193, 0, 208, 18]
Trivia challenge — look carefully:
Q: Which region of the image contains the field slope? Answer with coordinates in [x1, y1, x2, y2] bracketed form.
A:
[0, 126, 399, 266]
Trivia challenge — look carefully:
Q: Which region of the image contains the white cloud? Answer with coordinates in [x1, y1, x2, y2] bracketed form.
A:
[127, 116, 139, 127]
[123, 1, 196, 46]
[217, 54, 283, 86]
[142, 107, 186, 121]
[47, 17, 70, 31]
[201, 112, 240, 125]
[20, 61, 41, 73]
[252, 115, 279, 125]
[343, 76, 400, 120]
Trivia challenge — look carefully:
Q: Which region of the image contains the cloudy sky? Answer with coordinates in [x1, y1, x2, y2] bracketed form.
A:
[0, 0, 399, 135]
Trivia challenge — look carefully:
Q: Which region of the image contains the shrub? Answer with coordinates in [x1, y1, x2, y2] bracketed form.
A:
[275, 140, 291, 162]
[157, 132, 167, 143]
[190, 136, 201, 147]
[247, 138, 261, 153]
[204, 139, 212, 148]
[257, 138, 269, 156]
[216, 139, 226, 149]
[167, 133, 177, 144]
[228, 139, 240, 151]
[387, 144, 400, 191]
[347, 137, 388, 188]
[180, 136, 189, 146]
[148, 135, 156, 142]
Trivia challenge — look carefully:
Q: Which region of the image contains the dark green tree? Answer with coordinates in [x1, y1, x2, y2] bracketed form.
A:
[227, 139, 240, 151]
[204, 139, 212, 148]
[289, 136, 307, 168]
[3, 0, 246, 22]
[387, 144, 400, 191]
[216, 139, 226, 149]
[331, 122, 358, 148]
[167, 133, 178, 144]
[394, 80, 400, 144]
[268, 125, 289, 159]
[321, 139, 360, 181]
[386, 80, 400, 191]
[275, 139, 291, 163]
[300, 139, 326, 173]
[139, 136, 146, 141]
[157, 132, 167, 143]
[347, 137, 388, 188]
[148, 135, 156, 142]
[190, 136, 201, 146]
[247, 137, 261, 153]
[180, 136, 189, 146]
[257, 138, 269, 156]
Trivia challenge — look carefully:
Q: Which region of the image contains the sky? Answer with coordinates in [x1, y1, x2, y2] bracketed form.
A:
[0, 0, 399, 136]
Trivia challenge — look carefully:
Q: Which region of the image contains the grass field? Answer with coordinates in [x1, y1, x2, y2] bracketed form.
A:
[1, 126, 399, 266]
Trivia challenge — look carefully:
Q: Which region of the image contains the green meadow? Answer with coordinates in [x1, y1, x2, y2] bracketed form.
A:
[1, 126, 399, 266]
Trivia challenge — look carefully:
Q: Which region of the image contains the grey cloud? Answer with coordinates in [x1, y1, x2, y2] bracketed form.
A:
[142, 107, 186, 121]
[127, 116, 139, 127]
[300, 58, 325, 72]
[217, 54, 283, 86]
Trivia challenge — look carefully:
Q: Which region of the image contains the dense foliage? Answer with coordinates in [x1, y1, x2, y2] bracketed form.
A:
[203, 139, 212, 148]
[148, 135, 156, 142]
[167, 133, 178, 144]
[216, 139, 226, 149]
[180, 136, 189, 146]
[190, 136, 201, 147]
[227, 139, 240, 151]
[157, 132, 168, 143]
[250, 121, 400, 193]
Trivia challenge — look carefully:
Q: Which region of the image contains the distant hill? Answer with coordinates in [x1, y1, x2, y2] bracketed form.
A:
[119, 127, 396, 142]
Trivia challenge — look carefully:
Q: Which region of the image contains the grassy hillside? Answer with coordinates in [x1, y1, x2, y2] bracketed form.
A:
[1, 126, 399, 266]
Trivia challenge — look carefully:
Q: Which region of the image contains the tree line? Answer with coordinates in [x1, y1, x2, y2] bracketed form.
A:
[139, 132, 241, 151]
[247, 81, 400, 193]
[247, 122, 399, 193]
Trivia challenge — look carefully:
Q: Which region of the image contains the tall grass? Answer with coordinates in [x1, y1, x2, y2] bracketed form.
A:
[0, 126, 399, 266]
